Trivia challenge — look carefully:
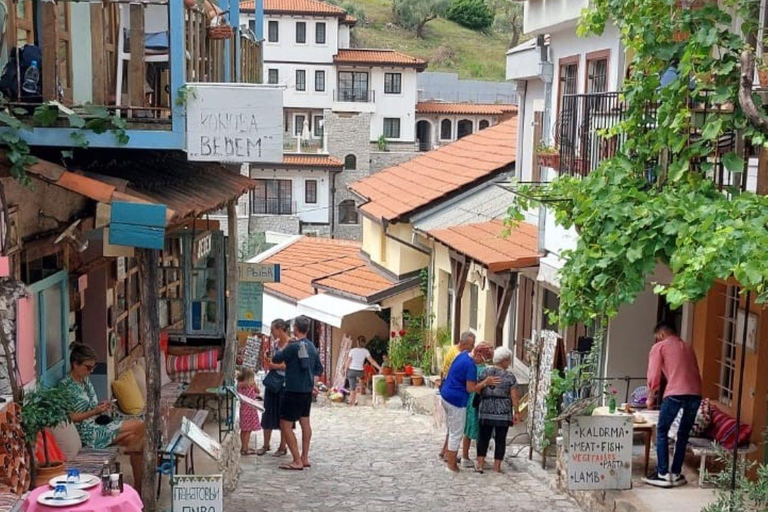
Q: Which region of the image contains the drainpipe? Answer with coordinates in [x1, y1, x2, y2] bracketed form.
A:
[330, 172, 336, 239]
[537, 35, 554, 255]
[514, 80, 528, 182]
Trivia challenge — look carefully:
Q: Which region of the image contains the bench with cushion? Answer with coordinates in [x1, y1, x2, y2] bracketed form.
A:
[49, 422, 119, 475]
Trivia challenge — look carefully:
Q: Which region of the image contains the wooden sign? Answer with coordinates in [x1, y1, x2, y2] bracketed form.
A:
[237, 392, 265, 412]
[237, 263, 281, 283]
[186, 84, 283, 163]
[109, 202, 167, 250]
[180, 417, 222, 461]
[242, 335, 263, 371]
[172, 474, 223, 512]
[568, 415, 633, 490]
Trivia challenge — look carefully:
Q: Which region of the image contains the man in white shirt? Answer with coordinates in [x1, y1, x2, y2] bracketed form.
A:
[345, 336, 381, 406]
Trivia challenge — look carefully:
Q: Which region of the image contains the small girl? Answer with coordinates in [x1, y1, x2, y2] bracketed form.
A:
[237, 368, 262, 455]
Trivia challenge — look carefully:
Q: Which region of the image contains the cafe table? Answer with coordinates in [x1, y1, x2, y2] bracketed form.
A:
[22, 483, 142, 512]
[592, 406, 658, 475]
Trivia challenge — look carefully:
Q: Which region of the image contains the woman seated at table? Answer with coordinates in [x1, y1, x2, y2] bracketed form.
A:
[58, 343, 146, 493]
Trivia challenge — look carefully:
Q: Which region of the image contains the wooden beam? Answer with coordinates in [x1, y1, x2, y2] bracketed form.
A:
[449, 251, 469, 344]
[757, 146, 768, 196]
[136, 248, 160, 510]
[222, 202, 239, 385]
[128, 4, 146, 107]
[90, 3, 107, 105]
[41, 2, 59, 101]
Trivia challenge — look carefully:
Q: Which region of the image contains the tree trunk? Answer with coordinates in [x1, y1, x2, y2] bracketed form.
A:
[222, 202, 239, 386]
[416, 16, 436, 39]
[137, 248, 161, 511]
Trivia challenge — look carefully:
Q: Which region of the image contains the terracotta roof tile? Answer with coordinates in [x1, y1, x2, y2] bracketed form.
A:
[242, 0, 346, 16]
[428, 220, 540, 272]
[350, 119, 517, 222]
[334, 49, 427, 70]
[341, 14, 358, 25]
[416, 102, 518, 116]
[282, 155, 344, 168]
[313, 265, 396, 299]
[262, 237, 363, 301]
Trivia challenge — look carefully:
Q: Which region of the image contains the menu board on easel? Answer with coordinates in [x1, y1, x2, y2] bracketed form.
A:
[529, 330, 560, 455]
[242, 335, 264, 372]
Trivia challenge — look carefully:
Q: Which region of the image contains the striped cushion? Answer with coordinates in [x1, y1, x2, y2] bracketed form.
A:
[166, 349, 221, 383]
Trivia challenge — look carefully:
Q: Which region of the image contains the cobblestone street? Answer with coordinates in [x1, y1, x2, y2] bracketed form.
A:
[228, 403, 586, 512]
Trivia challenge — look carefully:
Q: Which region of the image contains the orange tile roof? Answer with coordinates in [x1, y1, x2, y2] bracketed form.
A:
[428, 220, 540, 272]
[241, 0, 346, 16]
[334, 49, 427, 70]
[313, 265, 399, 301]
[341, 14, 358, 25]
[262, 237, 364, 302]
[282, 155, 344, 168]
[416, 102, 518, 116]
[350, 118, 517, 222]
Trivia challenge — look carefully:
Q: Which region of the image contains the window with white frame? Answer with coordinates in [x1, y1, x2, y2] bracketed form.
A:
[296, 22, 306, 43]
[384, 73, 402, 94]
[315, 70, 325, 92]
[440, 119, 452, 140]
[268, 20, 279, 42]
[294, 114, 306, 136]
[479, 120, 490, 130]
[305, 179, 317, 204]
[314, 115, 324, 137]
[268, 69, 279, 84]
[315, 22, 326, 44]
[719, 285, 740, 405]
[296, 70, 306, 91]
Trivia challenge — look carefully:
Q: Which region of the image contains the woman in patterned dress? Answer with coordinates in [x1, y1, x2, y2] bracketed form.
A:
[58, 343, 146, 492]
[475, 346, 520, 474]
[461, 342, 493, 468]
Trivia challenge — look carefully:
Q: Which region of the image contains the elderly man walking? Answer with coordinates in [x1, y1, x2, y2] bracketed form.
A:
[440, 331, 499, 473]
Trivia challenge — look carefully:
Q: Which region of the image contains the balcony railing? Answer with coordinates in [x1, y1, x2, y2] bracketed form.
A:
[3, 0, 261, 148]
[557, 90, 749, 194]
[250, 200, 297, 216]
[283, 137, 324, 154]
[333, 89, 375, 103]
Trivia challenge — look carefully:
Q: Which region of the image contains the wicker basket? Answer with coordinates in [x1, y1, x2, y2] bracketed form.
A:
[208, 24, 233, 40]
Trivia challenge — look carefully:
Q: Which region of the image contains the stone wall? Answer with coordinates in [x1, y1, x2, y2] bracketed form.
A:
[248, 215, 301, 236]
[370, 150, 420, 174]
[300, 224, 332, 238]
[0, 280, 28, 396]
[325, 110, 373, 241]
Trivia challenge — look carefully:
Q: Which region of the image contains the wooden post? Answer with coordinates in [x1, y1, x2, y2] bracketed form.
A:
[128, 4, 146, 107]
[222, 202, 239, 385]
[757, 146, 768, 196]
[490, 272, 517, 348]
[41, 1, 59, 101]
[136, 248, 161, 510]
[449, 251, 469, 343]
[90, 4, 107, 105]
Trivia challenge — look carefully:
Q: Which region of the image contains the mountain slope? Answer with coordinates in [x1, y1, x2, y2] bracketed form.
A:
[348, 0, 510, 81]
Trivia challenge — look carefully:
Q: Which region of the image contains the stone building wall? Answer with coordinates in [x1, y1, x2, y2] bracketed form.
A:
[370, 150, 420, 174]
[248, 215, 301, 236]
[325, 110, 373, 241]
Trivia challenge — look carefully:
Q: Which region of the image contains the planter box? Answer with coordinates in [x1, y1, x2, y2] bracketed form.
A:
[537, 152, 561, 169]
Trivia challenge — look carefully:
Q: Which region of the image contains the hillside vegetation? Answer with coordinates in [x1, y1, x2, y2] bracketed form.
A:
[347, 0, 512, 81]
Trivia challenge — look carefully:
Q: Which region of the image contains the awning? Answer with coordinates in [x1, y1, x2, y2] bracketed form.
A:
[296, 293, 380, 328]
[261, 292, 299, 334]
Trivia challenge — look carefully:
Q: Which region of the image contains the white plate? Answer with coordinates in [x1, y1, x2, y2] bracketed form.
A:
[48, 473, 100, 490]
[37, 489, 90, 508]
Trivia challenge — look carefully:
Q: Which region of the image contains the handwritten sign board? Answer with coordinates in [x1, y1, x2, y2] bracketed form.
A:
[568, 415, 633, 490]
[242, 335, 263, 371]
[238, 392, 265, 412]
[172, 474, 222, 512]
[237, 263, 280, 283]
[180, 417, 222, 461]
[186, 84, 283, 163]
[238, 282, 263, 332]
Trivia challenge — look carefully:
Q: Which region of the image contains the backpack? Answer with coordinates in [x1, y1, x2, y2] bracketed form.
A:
[0, 44, 43, 101]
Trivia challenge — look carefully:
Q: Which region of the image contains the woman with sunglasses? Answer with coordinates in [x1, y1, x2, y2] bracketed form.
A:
[58, 343, 146, 492]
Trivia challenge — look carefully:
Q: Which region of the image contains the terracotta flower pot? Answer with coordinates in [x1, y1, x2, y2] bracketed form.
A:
[381, 367, 393, 376]
[537, 152, 560, 169]
[411, 375, 424, 386]
[385, 375, 396, 397]
[32, 461, 64, 488]
[394, 371, 407, 385]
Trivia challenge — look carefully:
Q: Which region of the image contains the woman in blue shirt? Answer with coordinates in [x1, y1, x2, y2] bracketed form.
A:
[440, 333, 499, 473]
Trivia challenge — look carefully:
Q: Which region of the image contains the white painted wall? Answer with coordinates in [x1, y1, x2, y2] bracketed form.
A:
[369, 67, 419, 142]
[524, 0, 589, 35]
[263, 15, 340, 62]
[249, 167, 333, 224]
[339, 25, 351, 48]
[71, 3, 93, 103]
[267, 63, 335, 109]
[515, 79, 545, 183]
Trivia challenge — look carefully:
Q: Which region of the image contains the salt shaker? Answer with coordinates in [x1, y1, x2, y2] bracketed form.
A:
[110, 474, 120, 496]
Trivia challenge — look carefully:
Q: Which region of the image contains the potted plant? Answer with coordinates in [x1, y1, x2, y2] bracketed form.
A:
[22, 385, 74, 487]
[536, 143, 560, 169]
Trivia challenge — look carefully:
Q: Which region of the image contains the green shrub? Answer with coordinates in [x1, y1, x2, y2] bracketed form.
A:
[447, 0, 494, 31]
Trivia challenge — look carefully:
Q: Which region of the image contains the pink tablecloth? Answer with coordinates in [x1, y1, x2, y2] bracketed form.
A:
[22, 483, 143, 512]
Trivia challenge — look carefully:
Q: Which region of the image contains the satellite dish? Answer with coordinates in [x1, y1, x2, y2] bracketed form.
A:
[54, 219, 89, 253]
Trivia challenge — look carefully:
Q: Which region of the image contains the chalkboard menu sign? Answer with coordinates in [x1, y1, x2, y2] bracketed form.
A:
[172, 474, 223, 512]
[242, 335, 264, 372]
[568, 415, 633, 490]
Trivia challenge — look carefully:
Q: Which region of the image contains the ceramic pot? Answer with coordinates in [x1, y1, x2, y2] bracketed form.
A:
[32, 461, 64, 488]
[381, 367, 393, 376]
[385, 375, 396, 397]
[394, 371, 407, 385]
[411, 375, 424, 386]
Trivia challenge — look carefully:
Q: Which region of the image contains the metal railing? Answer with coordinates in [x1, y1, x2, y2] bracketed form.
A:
[250, 199, 296, 216]
[334, 89, 375, 103]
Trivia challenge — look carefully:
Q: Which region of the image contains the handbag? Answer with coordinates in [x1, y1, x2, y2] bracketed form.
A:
[262, 371, 284, 393]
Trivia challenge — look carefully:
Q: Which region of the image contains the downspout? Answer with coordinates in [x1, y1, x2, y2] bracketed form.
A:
[514, 80, 528, 181]
[538, 37, 554, 255]
[330, 172, 336, 239]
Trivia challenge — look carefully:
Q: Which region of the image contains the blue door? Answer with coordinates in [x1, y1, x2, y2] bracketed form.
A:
[29, 271, 70, 387]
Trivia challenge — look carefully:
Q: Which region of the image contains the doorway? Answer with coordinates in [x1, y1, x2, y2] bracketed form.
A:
[416, 120, 432, 151]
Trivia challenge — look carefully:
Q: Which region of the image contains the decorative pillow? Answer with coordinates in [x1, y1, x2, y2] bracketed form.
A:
[166, 348, 221, 383]
[50, 421, 81, 462]
[131, 362, 147, 404]
[112, 369, 145, 415]
[691, 398, 712, 437]
[36, 428, 66, 463]
[709, 406, 752, 450]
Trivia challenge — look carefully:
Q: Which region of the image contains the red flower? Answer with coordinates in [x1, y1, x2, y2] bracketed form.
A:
[405, 365, 413, 376]
[391, 331, 397, 338]
[399, 329, 406, 337]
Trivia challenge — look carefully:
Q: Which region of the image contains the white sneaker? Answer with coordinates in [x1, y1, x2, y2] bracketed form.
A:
[461, 458, 474, 468]
[642, 472, 672, 488]
[668, 473, 687, 487]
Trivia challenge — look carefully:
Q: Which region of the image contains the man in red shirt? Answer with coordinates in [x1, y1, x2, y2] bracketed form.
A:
[642, 322, 702, 488]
